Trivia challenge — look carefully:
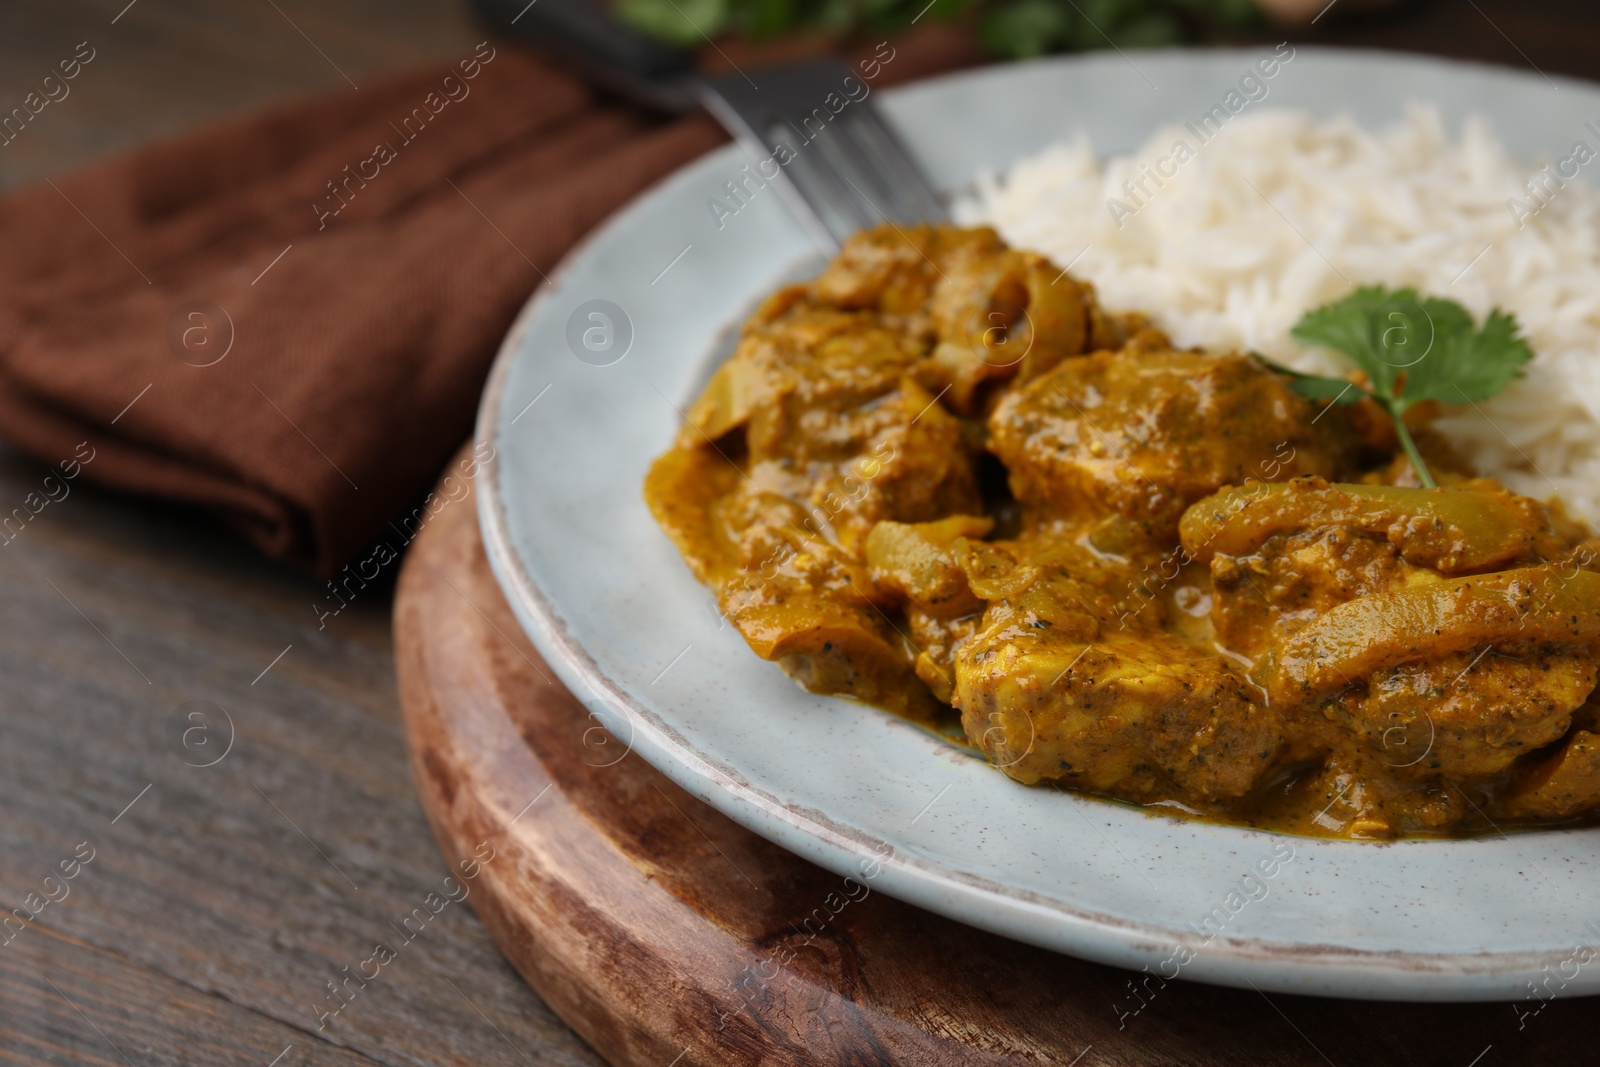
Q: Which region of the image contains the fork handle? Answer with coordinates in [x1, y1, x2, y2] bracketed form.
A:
[472, 0, 700, 113]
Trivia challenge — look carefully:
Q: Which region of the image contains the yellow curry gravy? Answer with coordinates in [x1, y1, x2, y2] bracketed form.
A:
[644, 224, 1600, 839]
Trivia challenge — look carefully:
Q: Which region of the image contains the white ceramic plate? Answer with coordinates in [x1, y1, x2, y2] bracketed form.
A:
[477, 48, 1600, 1000]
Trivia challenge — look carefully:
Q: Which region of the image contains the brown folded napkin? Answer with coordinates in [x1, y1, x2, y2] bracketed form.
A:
[0, 30, 979, 576]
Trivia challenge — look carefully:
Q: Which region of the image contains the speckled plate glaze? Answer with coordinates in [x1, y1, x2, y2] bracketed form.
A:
[477, 48, 1600, 1001]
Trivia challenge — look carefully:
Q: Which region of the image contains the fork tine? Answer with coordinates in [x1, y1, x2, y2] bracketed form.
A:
[699, 85, 838, 250]
[780, 123, 876, 241]
[839, 103, 945, 224]
[805, 118, 899, 229]
[699, 58, 947, 249]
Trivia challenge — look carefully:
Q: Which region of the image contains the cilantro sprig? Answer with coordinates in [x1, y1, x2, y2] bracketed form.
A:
[1269, 286, 1534, 489]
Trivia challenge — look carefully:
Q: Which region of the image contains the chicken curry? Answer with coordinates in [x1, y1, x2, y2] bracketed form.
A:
[644, 224, 1600, 839]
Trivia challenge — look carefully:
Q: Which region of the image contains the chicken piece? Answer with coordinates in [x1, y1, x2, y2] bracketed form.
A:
[657, 305, 983, 716]
[716, 492, 940, 722]
[1506, 730, 1600, 819]
[810, 223, 1002, 321]
[1202, 518, 1419, 667]
[1187, 481, 1569, 671]
[810, 222, 1126, 414]
[921, 241, 1095, 412]
[988, 347, 1349, 539]
[951, 540, 1283, 798]
[1184, 480, 1600, 781]
[684, 301, 983, 554]
[1325, 647, 1594, 780]
[683, 304, 919, 448]
[744, 380, 980, 554]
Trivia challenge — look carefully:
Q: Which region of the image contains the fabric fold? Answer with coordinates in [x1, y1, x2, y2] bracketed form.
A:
[0, 30, 979, 575]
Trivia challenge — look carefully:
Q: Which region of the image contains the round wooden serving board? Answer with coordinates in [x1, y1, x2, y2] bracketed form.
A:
[394, 460, 1588, 1067]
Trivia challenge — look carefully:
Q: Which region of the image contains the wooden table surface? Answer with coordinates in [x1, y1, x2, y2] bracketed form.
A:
[2, 2, 1597, 1066]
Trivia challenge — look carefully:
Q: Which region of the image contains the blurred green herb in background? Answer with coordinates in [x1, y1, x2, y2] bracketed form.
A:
[616, 0, 1263, 60]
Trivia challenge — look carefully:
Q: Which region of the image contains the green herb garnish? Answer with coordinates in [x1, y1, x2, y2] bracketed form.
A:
[1271, 286, 1534, 489]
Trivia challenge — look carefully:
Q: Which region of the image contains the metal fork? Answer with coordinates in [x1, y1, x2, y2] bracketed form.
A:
[474, 0, 948, 250]
[699, 58, 947, 249]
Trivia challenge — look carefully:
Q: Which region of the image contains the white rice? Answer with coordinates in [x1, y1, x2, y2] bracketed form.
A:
[954, 105, 1600, 524]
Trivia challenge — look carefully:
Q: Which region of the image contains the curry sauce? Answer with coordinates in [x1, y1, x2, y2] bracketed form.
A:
[644, 224, 1600, 839]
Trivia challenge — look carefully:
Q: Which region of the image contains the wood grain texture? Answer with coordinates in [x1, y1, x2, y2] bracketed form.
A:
[0, 5, 602, 1064]
[0, 438, 614, 1066]
[395, 456, 1600, 1067]
[0, 449, 607, 1067]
